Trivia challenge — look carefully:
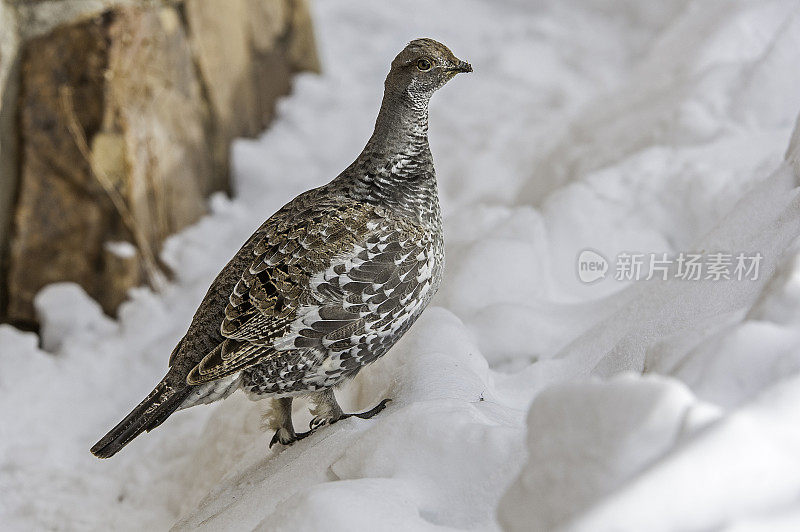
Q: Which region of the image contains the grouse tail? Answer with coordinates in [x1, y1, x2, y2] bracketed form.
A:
[90, 378, 190, 459]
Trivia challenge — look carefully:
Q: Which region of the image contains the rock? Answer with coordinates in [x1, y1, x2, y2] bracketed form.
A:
[183, 0, 315, 188]
[10, 0, 133, 39]
[247, 0, 288, 52]
[184, 0, 261, 188]
[103, 241, 141, 313]
[1, 0, 320, 328]
[90, 132, 127, 189]
[9, 6, 211, 325]
[8, 16, 111, 327]
[286, 0, 320, 73]
[0, 0, 20, 320]
[104, 6, 211, 244]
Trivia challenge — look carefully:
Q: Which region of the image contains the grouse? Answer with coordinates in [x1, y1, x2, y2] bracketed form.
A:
[91, 38, 472, 457]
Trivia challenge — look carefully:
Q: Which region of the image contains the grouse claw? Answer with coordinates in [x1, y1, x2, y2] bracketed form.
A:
[269, 427, 298, 448]
[343, 398, 392, 420]
[309, 416, 328, 430]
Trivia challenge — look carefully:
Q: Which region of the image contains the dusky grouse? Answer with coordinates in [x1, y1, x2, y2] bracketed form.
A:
[91, 38, 472, 458]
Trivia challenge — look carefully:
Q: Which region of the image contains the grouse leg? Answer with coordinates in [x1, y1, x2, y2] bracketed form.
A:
[307, 388, 346, 430]
[268, 397, 298, 448]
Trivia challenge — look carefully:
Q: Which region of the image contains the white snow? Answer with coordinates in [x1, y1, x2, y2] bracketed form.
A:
[104, 240, 138, 259]
[3, 0, 800, 530]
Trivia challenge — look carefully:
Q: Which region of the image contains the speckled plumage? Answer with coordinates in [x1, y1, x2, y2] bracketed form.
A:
[91, 38, 471, 457]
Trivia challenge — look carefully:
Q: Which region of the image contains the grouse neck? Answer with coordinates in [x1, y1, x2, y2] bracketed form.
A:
[365, 89, 431, 160]
[339, 88, 440, 224]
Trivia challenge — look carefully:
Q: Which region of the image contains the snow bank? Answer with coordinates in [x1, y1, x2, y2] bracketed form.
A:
[2, 0, 800, 530]
[539, 374, 800, 532]
[498, 374, 720, 531]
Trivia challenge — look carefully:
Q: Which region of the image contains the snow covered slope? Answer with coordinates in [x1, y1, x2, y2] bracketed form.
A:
[2, 0, 800, 530]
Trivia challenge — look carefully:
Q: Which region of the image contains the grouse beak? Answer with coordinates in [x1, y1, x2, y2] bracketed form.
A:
[451, 60, 473, 73]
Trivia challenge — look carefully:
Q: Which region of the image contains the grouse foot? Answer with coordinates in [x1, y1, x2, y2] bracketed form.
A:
[271, 391, 392, 446]
[310, 388, 392, 427]
[340, 398, 392, 421]
[270, 426, 298, 448]
[308, 397, 392, 428]
[267, 397, 299, 448]
[295, 392, 392, 440]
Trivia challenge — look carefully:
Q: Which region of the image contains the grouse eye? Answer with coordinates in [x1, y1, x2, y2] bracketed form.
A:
[416, 58, 432, 71]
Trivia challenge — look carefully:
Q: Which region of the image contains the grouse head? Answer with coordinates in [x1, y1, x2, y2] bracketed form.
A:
[386, 38, 472, 104]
